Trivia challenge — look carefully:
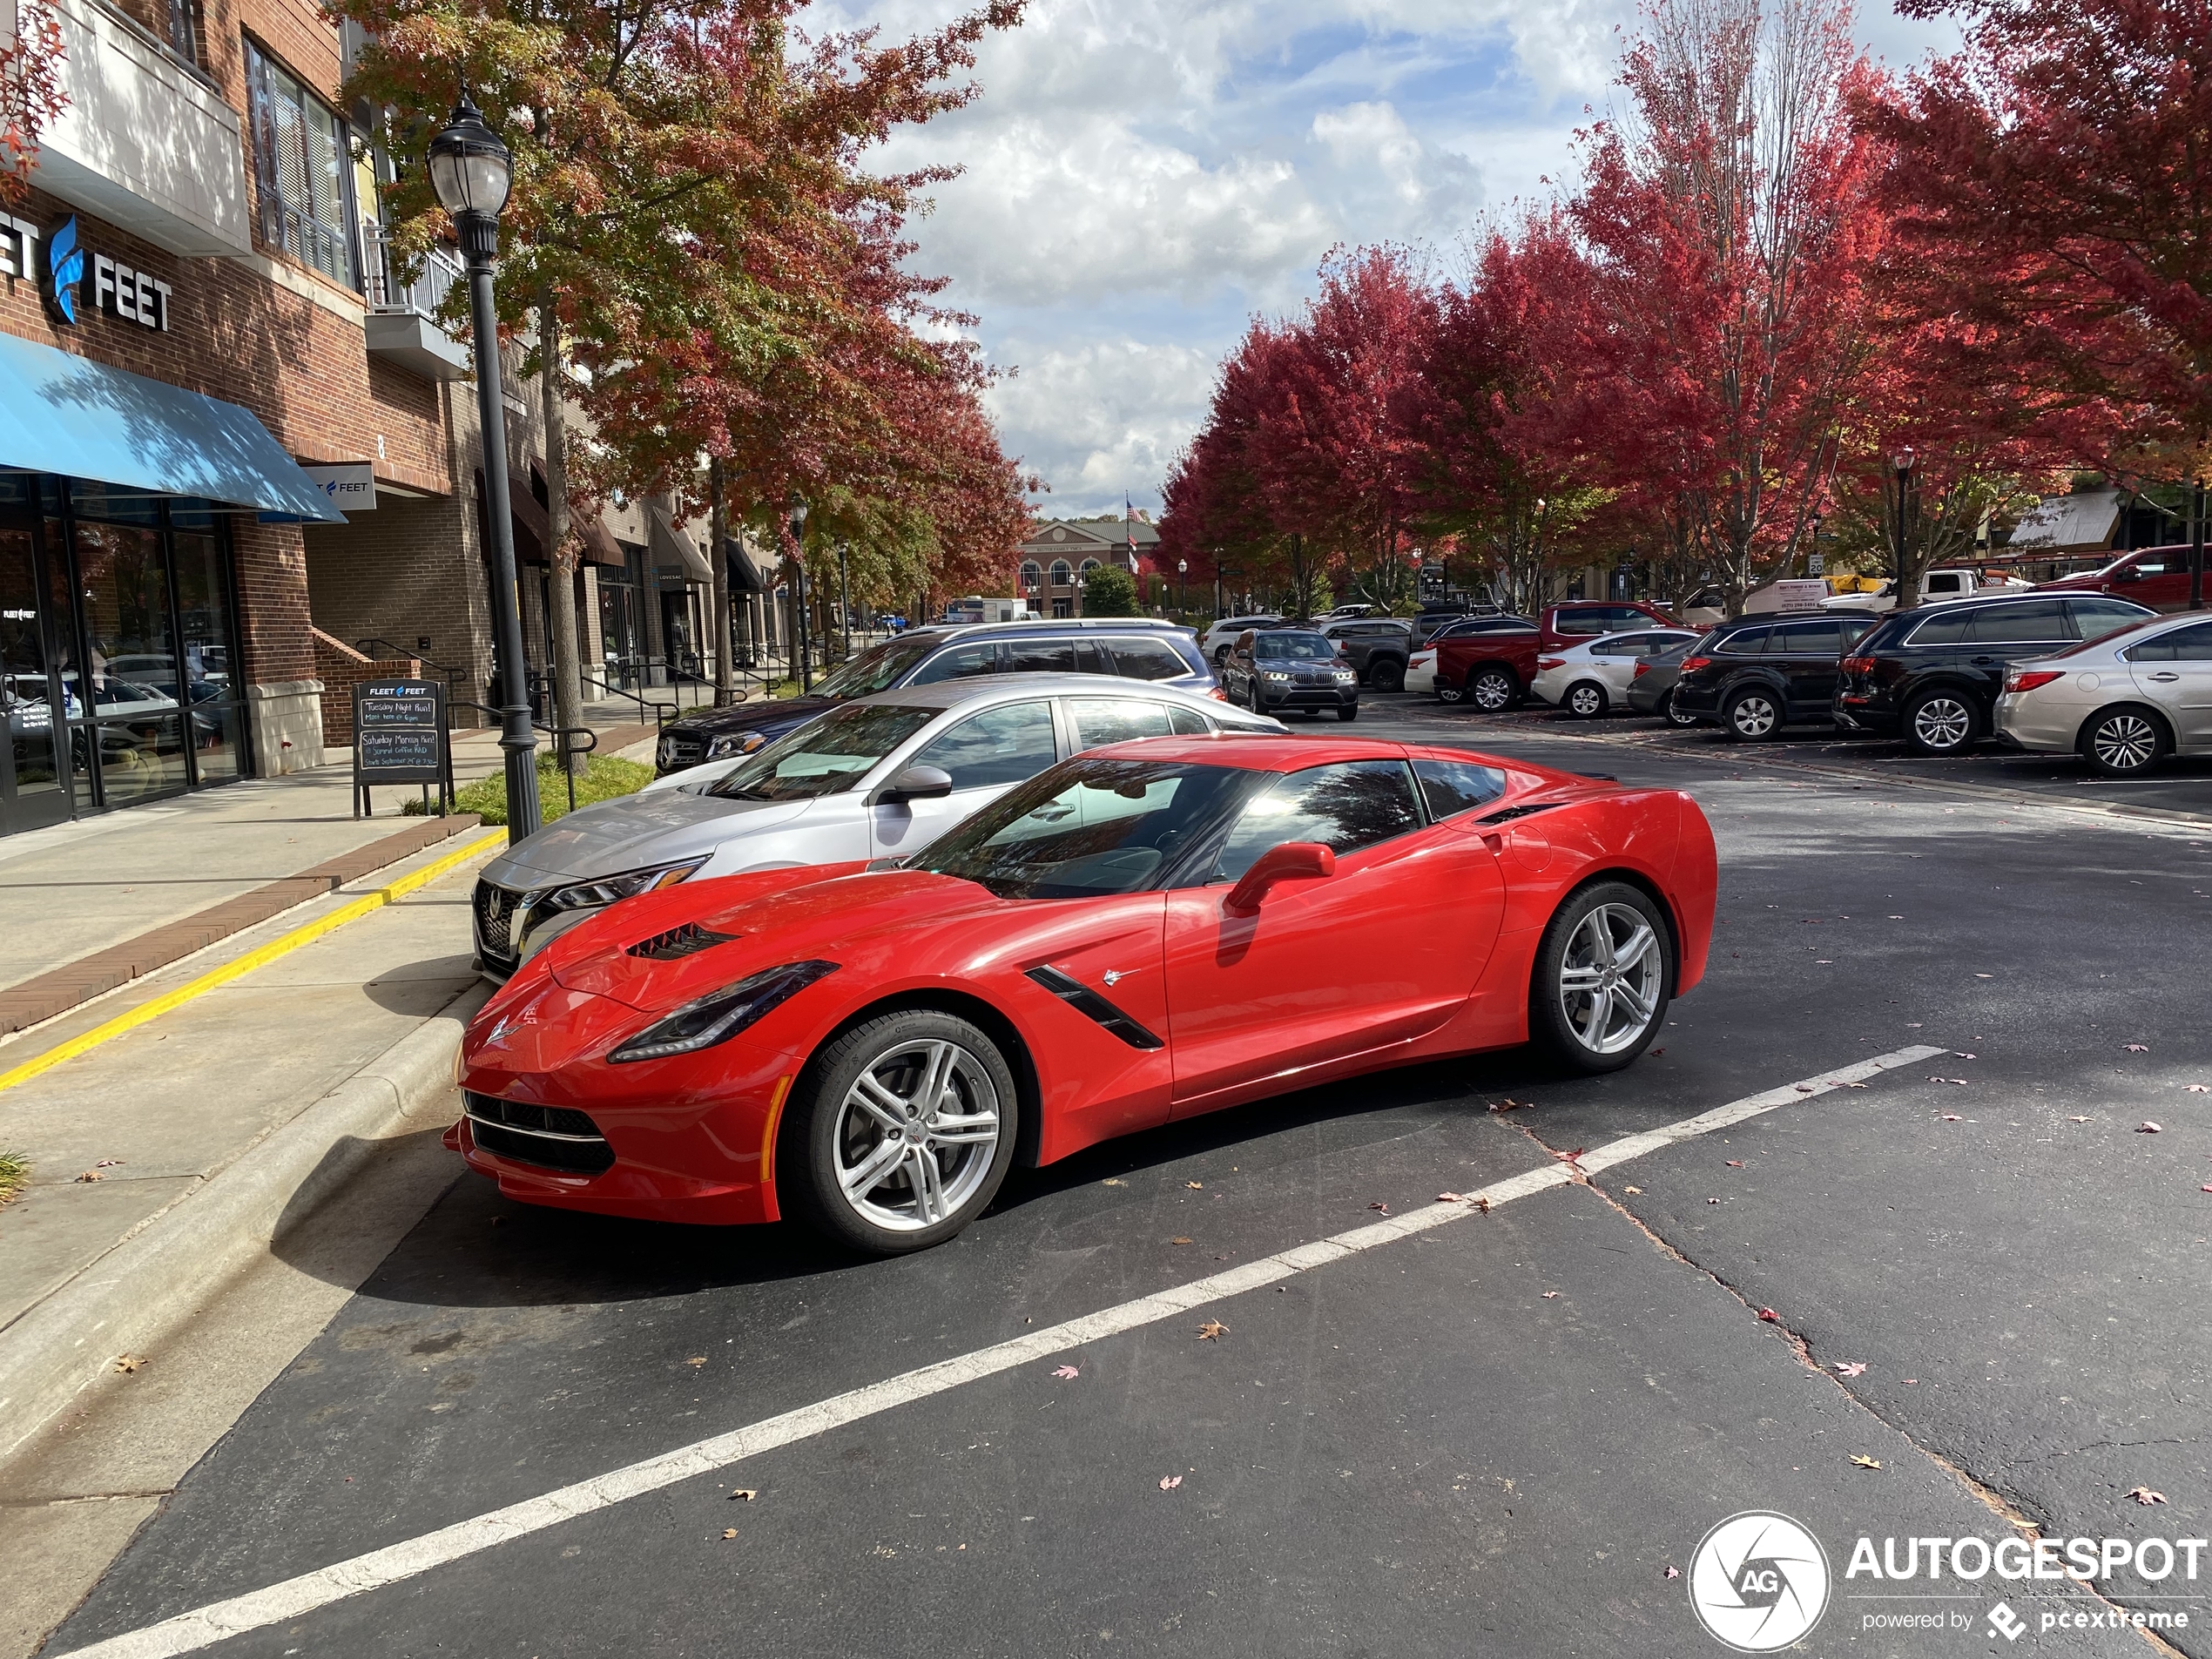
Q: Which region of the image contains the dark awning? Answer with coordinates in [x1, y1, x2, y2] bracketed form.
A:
[0, 332, 341, 522]
[578, 516, 625, 568]
[648, 503, 711, 582]
[724, 536, 769, 593]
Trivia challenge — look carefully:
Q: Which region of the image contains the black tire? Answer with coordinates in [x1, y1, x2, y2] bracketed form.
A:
[1336, 703, 1359, 722]
[2079, 705, 2169, 777]
[1903, 689, 1980, 756]
[1662, 689, 1700, 729]
[1564, 679, 1608, 719]
[1244, 676, 1263, 716]
[779, 1008, 1020, 1254]
[1722, 686, 1782, 741]
[1527, 881, 1671, 1075]
[1369, 657, 1406, 693]
[1468, 666, 1517, 713]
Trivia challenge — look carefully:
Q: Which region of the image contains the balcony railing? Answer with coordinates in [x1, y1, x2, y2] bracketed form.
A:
[360, 222, 463, 318]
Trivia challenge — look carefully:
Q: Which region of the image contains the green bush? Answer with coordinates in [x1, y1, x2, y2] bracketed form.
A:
[406, 752, 656, 826]
[1082, 563, 1140, 617]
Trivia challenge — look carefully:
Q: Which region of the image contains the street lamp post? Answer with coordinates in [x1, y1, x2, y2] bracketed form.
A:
[2191, 478, 2205, 611]
[1891, 448, 1918, 611]
[428, 93, 539, 844]
[836, 539, 852, 660]
[789, 497, 812, 692]
[1177, 557, 1187, 622]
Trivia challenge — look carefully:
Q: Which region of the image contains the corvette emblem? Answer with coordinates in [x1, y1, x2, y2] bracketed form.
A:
[1102, 968, 1127, 986]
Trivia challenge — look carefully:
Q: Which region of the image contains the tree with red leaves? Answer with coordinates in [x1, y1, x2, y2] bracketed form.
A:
[0, 4, 66, 209]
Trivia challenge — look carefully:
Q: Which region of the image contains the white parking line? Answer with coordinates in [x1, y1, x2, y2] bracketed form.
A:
[57, 1043, 1946, 1659]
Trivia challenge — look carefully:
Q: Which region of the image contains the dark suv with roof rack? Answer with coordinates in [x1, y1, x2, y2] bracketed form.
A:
[1831, 592, 2155, 755]
[654, 619, 1214, 776]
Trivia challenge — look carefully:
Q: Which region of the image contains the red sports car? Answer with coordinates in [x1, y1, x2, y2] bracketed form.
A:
[452, 736, 1716, 1254]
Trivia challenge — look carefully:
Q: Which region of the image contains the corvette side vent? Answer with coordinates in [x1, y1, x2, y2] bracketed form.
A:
[1024, 965, 1165, 1051]
[627, 922, 739, 961]
[1475, 801, 1562, 826]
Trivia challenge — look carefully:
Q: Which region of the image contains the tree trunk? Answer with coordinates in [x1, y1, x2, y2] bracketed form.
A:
[537, 291, 586, 775]
[708, 457, 735, 706]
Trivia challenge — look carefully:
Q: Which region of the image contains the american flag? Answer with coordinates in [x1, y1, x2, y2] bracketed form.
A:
[1124, 493, 1136, 551]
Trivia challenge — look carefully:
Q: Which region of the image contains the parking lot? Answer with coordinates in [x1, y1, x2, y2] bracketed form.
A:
[35, 697, 2212, 1659]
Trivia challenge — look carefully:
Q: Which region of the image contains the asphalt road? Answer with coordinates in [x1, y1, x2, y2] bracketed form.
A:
[41, 702, 2212, 1659]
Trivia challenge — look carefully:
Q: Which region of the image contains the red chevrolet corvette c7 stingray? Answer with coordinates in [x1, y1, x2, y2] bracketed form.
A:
[451, 735, 1717, 1253]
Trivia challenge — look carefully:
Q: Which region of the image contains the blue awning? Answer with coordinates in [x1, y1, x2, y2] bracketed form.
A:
[0, 333, 344, 523]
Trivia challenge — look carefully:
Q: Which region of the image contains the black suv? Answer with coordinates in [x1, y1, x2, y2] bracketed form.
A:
[654, 619, 1213, 776]
[1317, 617, 1413, 690]
[1833, 593, 2155, 755]
[1671, 613, 1878, 738]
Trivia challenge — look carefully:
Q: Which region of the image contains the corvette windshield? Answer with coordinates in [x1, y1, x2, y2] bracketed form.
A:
[1255, 632, 1336, 661]
[705, 704, 934, 801]
[909, 759, 1265, 900]
[810, 635, 936, 699]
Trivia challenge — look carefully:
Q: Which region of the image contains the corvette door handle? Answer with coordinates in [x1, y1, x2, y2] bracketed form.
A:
[2148, 671, 2182, 682]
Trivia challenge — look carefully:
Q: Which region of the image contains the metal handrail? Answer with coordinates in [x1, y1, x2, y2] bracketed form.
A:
[360, 223, 464, 319]
[546, 726, 597, 815]
[579, 674, 674, 731]
[355, 637, 466, 684]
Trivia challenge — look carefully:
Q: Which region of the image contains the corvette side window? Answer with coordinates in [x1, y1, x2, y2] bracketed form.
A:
[1212, 761, 1423, 882]
[911, 701, 1057, 791]
[1412, 759, 1507, 819]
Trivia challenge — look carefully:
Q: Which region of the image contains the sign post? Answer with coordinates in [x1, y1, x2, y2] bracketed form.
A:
[352, 679, 453, 818]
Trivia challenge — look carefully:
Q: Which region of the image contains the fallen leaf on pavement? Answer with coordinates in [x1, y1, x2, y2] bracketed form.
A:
[1843, 1081, 1866, 1089]
[1552, 1148, 1585, 1163]
[1170, 1237, 1193, 1246]
[2140, 1122, 2163, 1134]
[1758, 1308, 1781, 1322]
[2068, 1116, 2091, 1123]
[1436, 1192, 1464, 1204]
[1159, 1474, 1183, 1490]
[729, 1488, 756, 1501]
[1052, 1366, 1079, 1380]
[1102, 1177, 1126, 1187]
[1837, 1362, 1868, 1378]
[1707, 1197, 1721, 1204]
[685, 1356, 707, 1367]
[1488, 1099, 1525, 1114]
[92, 1158, 123, 1168]
[1185, 1181, 1204, 1190]
[1368, 1201, 1391, 1213]
[1664, 1566, 1681, 1580]
[1904, 1379, 1919, 1385]
[2126, 1044, 2149, 1053]
[1197, 1320, 1229, 1341]
[722, 1528, 738, 1540]
[112, 1353, 145, 1373]
[1649, 1048, 1665, 1056]
[1975, 973, 1993, 979]
[1930, 1077, 1970, 1086]
[1541, 1291, 1560, 1299]
[1725, 1160, 1743, 1168]
[1795, 1084, 1815, 1093]
[1955, 1052, 1977, 1059]
[1622, 1185, 1642, 1195]
[2188, 1085, 2210, 1094]
[1851, 1455, 1883, 1470]
[1941, 1114, 1962, 1122]
[2128, 1487, 2167, 1506]
[1475, 1196, 1491, 1213]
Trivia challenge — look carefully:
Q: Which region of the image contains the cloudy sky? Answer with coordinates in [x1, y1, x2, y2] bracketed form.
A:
[818, 0, 1957, 521]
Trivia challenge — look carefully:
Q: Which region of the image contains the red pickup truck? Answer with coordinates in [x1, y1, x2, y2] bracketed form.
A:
[1426, 601, 1678, 710]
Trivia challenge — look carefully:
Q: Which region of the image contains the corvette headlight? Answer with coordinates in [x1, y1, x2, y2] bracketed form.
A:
[1263, 671, 1291, 682]
[607, 961, 840, 1063]
[542, 858, 707, 914]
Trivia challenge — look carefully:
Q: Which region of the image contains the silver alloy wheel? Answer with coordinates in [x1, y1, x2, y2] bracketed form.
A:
[1568, 682, 1604, 717]
[832, 1038, 1002, 1232]
[1472, 671, 1514, 711]
[2090, 711, 2159, 772]
[1664, 691, 1699, 728]
[1730, 692, 1778, 738]
[1437, 683, 1465, 705]
[1556, 902, 1664, 1055]
[1911, 695, 1973, 751]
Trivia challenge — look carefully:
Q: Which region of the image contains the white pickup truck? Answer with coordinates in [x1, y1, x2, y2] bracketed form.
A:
[1822, 567, 2028, 614]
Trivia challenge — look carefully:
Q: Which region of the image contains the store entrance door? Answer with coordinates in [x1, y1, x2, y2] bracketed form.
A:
[0, 524, 75, 835]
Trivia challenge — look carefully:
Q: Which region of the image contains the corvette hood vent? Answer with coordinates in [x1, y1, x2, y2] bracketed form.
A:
[626, 921, 740, 962]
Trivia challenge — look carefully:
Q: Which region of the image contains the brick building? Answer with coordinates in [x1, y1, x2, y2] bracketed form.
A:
[1016, 516, 1156, 617]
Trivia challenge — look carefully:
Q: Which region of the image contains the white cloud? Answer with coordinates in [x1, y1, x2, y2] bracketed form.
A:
[986, 339, 1220, 510]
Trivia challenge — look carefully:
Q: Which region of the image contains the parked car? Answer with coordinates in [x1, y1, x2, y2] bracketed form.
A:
[1625, 635, 1709, 727]
[1410, 609, 1488, 650]
[473, 676, 1284, 978]
[1996, 611, 2212, 776]
[1824, 567, 2026, 615]
[1673, 614, 1880, 738]
[1833, 593, 2155, 755]
[1200, 615, 1284, 665]
[1319, 603, 1381, 619]
[1676, 582, 1830, 629]
[653, 619, 1214, 777]
[1317, 617, 1413, 691]
[455, 734, 1718, 1247]
[1532, 630, 1704, 718]
[2035, 544, 2211, 614]
[1426, 614, 1534, 646]
[1426, 620, 1544, 711]
[1219, 627, 1360, 720]
[1535, 600, 1679, 651]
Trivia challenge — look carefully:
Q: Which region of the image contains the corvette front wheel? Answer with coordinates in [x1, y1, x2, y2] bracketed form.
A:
[781, 1009, 1019, 1253]
[1527, 882, 1670, 1075]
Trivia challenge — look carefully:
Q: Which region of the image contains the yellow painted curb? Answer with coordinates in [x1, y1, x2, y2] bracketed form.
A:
[0, 828, 509, 1096]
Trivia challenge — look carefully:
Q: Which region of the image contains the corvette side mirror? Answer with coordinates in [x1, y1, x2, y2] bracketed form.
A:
[874, 765, 954, 805]
[1224, 841, 1335, 914]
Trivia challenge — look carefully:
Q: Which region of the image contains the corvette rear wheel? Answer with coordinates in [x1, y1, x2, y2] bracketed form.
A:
[1527, 882, 1670, 1075]
[782, 1009, 1018, 1253]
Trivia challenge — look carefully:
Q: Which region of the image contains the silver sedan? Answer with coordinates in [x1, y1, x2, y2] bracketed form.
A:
[469, 674, 1283, 977]
[1994, 612, 2212, 776]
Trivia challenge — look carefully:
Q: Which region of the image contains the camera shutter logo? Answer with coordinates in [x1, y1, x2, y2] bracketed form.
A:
[1689, 1511, 1831, 1652]
[47, 215, 84, 324]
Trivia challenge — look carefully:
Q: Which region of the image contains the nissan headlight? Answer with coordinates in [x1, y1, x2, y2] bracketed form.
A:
[542, 858, 707, 914]
[607, 961, 840, 1063]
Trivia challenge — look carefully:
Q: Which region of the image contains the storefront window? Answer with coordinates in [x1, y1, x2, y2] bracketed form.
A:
[246, 42, 357, 288]
[0, 527, 65, 824]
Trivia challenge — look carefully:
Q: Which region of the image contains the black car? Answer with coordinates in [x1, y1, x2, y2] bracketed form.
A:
[653, 619, 1213, 775]
[1671, 613, 1879, 739]
[1220, 627, 1360, 720]
[1624, 634, 1708, 726]
[1832, 592, 2155, 755]
[1317, 617, 1413, 691]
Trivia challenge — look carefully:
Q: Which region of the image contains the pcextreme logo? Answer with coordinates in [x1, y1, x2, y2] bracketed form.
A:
[1689, 1511, 1832, 1652]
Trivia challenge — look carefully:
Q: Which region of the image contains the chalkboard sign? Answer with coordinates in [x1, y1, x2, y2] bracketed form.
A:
[352, 678, 453, 817]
